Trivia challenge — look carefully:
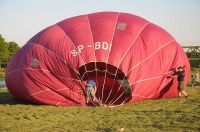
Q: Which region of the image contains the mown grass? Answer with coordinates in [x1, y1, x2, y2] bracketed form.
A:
[0, 88, 200, 132]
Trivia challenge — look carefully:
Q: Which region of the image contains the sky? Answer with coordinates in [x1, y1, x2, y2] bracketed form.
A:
[0, 0, 200, 47]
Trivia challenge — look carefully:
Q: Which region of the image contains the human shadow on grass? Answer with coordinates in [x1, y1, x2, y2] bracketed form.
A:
[0, 91, 35, 105]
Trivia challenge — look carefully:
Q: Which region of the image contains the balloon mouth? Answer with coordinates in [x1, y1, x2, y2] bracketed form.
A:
[78, 62, 132, 106]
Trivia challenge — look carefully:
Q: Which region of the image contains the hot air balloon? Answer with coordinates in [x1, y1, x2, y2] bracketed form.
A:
[5, 12, 190, 106]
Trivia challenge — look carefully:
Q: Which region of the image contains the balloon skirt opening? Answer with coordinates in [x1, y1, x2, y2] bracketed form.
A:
[79, 62, 132, 106]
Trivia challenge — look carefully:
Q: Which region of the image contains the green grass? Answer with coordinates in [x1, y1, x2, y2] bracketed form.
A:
[0, 88, 200, 132]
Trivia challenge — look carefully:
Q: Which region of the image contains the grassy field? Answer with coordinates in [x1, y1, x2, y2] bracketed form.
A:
[0, 87, 200, 132]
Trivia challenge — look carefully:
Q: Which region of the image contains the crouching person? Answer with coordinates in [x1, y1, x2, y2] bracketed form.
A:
[85, 80, 97, 103]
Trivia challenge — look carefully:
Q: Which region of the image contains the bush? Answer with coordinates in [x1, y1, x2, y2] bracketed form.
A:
[0, 71, 5, 78]
[189, 58, 200, 68]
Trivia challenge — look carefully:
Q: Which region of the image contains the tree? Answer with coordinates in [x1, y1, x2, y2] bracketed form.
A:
[0, 34, 8, 53]
[7, 41, 20, 53]
[0, 34, 20, 68]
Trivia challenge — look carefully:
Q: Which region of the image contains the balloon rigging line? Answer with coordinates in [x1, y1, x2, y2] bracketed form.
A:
[109, 60, 174, 105]
[130, 76, 164, 85]
[86, 14, 100, 104]
[12, 68, 82, 94]
[106, 25, 177, 105]
[108, 92, 154, 107]
[104, 22, 150, 104]
[59, 14, 149, 105]
[25, 89, 51, 99]
[147, 71, 178, 98]
[80, 69, 116, 79]
[108, 70, 174, 106]
[131, 94, 150, 99]
[56, 102, 61, 106]
[17, 68, 86, 103]
[56, 87, 84, 95]
[109, 91, 133, 106]
[7, 43, 82, 81]
[82, 68, 113, 105]
[7, 12, 189, 107]
[7, 67, 82, 82]
[32, 42, 80, 75]
[109, 73, 165, 105]
[24, 35, 174, 106]
[55, 75, 82, 82]
[126, 40, 175, 74]
[129, 71, 173, 85]
[116, 22, 150, 68]
[8, 32, 101, 106]
[130, 76, 173, 102]
[101, 12, 120, 105]
[6, 68, 50, 74]
[148, 80, 172, 99]
[26, 85, 84, 104]
[9, 61, 86, 104]
[108, 88, 127, 106]
[55, 81, 85, 102]
[56, 24, 90, 82]
[112, 43, 175, 101]
[107, 40, 175, 105]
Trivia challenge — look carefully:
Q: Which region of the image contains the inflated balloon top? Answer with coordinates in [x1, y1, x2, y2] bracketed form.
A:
[6, 12, 190, 106]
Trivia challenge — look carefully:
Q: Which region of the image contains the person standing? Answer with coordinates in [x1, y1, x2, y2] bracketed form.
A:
[195, 71, 200, 87]
[191, 75, 195, 87]
[168, 66, 188, 98]
[85, 80, 97, 103]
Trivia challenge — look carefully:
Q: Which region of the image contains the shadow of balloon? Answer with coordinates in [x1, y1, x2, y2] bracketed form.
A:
[0, 91, 32, 105]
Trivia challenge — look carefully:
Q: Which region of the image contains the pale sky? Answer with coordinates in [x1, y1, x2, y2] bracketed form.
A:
[0, 0, 200, 47]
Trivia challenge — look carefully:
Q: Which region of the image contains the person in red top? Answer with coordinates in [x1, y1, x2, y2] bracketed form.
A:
[168, 66, 188, 98]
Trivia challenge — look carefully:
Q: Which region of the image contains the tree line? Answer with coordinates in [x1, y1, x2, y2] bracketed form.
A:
[0, 34, 20, 68]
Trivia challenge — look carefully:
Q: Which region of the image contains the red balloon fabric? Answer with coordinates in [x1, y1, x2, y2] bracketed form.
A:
[5, 12, 190, 106]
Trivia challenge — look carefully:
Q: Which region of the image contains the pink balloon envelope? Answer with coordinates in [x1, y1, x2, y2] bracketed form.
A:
[6, 12, 190, 106]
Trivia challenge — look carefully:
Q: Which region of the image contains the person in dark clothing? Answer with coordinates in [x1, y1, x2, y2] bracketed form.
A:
[168, 66, 188, 98]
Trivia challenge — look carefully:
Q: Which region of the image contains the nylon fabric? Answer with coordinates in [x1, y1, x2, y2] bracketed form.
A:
[6, 12, 190, 106]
